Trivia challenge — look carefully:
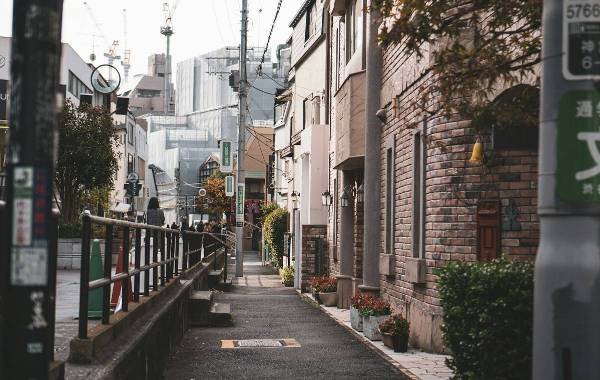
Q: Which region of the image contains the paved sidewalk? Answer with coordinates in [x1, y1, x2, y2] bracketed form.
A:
[163, 253, 406, 379]
[302, 294, 453, 380]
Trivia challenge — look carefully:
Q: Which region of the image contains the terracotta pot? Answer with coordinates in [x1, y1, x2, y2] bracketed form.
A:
[393, 334, 409, 353]
[382, 332, 394, 349]
[350, 307, 363, 331]
[318, 292, 337, 307]
[363, 315, 389, 341]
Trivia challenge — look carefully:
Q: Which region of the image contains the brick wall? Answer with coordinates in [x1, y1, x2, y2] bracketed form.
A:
[301, 225, 328, 291]
[378, 42, 540, 352]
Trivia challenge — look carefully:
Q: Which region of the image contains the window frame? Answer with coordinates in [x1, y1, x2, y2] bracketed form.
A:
[412, 122, 427, 259]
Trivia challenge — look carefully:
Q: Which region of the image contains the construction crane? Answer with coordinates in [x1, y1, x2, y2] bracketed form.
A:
[121, 8, 131, 84]
[161, 0, 179, 114]
[83, 1, 120, 68]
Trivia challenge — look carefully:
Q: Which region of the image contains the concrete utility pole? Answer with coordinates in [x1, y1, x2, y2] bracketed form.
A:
[235, 0, 249, 277]
[361, 1, 382, 294]
[1, 0, 63, 377]
[534, 0, 600, 378]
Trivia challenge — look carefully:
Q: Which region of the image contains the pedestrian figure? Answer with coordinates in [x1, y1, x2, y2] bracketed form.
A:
[146, 197, 165, 227]
[170, 222, 178, 230]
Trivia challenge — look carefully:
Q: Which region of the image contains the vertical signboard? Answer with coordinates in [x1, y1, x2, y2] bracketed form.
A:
[236, 183, 245, 227]
[225, 175, 235, 197]
[0, 80, 8, 122]
[220, 140, 233, 173]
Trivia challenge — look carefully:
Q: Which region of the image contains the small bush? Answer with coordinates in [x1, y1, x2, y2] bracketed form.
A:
[438, 257, 534, 379]
[379, 315, 410, 338]
[262, 207, 288, 268]
[359, 296, 391, 317]
[279, 266, 294, 286]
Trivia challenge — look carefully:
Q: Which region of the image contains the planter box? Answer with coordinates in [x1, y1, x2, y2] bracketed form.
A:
[318, 292, 337, 307]
[350, 307, 363, 331]
[363, 315, 389, 341]
[382, 332, 394, 349]
[382, 332, 409, 352]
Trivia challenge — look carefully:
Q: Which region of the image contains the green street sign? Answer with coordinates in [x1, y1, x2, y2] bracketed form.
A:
[236, 183, 245, 224]
[225, 176, 234, 197]
[558, 91, 600, 202]
[221, 140, 232, 173]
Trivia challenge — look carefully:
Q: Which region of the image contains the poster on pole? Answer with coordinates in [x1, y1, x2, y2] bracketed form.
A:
[236, 183, 245, 226]
[225, 175, 235, 197]
[220, 140, 233, 173]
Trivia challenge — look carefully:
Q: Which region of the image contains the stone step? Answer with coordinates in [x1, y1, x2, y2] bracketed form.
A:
[213, 277, 233, 292]
[188, 290, 214, 325]
[208, 303, 233, 327]
[208, 268, 224, 289]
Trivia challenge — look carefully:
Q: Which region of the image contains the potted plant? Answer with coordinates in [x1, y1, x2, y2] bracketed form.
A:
[360, 296, 391, 341]
[379, 315, 410, 353]
[350, 293, 367, 331]
[279, 266, 294, 287]
[310, 276, 337, 306]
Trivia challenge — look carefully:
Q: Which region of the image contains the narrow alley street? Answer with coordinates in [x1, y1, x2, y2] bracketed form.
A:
[163, 252, 405, 379]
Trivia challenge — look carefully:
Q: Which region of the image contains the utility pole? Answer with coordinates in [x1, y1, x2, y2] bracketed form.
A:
[235, 0, 248, 277]
[534, 0, 600, 378]
[1, 0, 63, 377]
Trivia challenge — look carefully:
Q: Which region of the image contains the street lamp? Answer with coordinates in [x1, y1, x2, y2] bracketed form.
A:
[321, 190, 332, 206]
[291, 191, 299, 209]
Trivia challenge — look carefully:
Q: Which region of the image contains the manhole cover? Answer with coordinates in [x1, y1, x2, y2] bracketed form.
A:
[221, 338, 300, 349]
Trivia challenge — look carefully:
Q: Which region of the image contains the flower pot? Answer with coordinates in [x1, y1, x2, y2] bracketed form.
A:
[318, 292, 337, 307]
[392, 334, 409, 353]
[363, 315, 389, 341]
[350, 307, 363, 331]
[382, 332, 394, 349]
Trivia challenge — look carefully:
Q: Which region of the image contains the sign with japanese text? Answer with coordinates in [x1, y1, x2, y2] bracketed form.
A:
[0, 80, 8, 122]
[10, 166, 50, 286]
[221, 140, 233, 173]
[225, 175, 234, 197]
[563, 0, 600, 79]
[557, 91, 600, 202]
[236, 183, 245, 226]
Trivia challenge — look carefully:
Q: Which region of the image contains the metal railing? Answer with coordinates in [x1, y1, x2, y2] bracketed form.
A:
[77, 214, 226, 339]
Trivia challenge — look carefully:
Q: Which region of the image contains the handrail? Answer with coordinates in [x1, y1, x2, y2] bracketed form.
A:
[77, 213, 226, 339]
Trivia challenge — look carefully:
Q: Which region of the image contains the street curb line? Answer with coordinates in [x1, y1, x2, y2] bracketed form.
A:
[297, 291, 419, 380]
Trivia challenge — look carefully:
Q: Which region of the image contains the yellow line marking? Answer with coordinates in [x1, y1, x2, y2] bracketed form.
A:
[221, 340, 235, 348]
[220, 338, 301, 349]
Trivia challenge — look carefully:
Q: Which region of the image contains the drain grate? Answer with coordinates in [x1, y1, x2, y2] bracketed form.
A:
[221, 338, 300, 349]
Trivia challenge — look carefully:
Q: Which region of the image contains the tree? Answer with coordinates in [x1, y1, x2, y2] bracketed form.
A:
[196, 171, 231, 219]
[371, 0, 542, 120]
[55, 101, 119, 223]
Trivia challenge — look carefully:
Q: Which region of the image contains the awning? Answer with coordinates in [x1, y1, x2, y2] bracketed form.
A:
[110, 203, 131, 213]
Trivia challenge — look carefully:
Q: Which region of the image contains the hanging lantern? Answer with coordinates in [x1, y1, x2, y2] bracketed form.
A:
[469, 138, 484, 165]
[291, 191, 299, 209]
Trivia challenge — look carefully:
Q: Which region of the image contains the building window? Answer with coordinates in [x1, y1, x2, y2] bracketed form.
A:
[385, 147, 394, 255]
[305, 1, 317, 41]
[335, 28, 340, 89]
[303, 98, 311, 130]
[345, 0, 362, 62]
[127, 122, 134, 145]
[67, 71, 92, 99]
[412, 126, 426, 258]
[127, 154, 134, 174]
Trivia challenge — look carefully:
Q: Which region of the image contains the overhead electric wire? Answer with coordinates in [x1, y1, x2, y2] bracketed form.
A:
[257, 0, 284, 76]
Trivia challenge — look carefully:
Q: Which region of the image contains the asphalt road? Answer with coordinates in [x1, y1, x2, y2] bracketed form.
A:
[163, 252, 405, 380]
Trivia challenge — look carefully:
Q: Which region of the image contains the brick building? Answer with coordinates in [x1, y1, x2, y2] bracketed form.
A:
[321, 1, 540, 352]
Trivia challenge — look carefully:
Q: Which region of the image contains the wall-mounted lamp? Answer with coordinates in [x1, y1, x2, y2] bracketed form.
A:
[291, 191, 299, 209]
[356, 184, 364, 204]
[340, 189, 350, 208]
[469, 137, 484, 165]
[321, 190, 333, 206]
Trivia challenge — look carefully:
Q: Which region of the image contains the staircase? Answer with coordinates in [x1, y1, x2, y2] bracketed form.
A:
[188, 290, 233, 327]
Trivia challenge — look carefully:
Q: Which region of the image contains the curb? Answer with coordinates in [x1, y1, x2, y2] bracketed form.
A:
[297, 291, 419, 380]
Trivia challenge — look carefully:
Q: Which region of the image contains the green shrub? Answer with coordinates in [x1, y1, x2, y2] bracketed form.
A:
[259, 202, 279, 224]
[262, 207, 288, 268]
[59, 221, 105, 239]
[437, 257, 534, 380]
[279, 266, 294, 286]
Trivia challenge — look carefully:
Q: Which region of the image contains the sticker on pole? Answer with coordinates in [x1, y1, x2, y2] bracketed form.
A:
[563, 0, 600, 80]
[557, 91, 600, 201]
[225, 176, 235, 197]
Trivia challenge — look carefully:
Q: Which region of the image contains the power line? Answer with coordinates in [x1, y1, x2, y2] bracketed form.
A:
[257, 0, 284, 76]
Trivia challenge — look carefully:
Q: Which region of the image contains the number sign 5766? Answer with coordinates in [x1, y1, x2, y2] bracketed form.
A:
[567, 3, 600, 19]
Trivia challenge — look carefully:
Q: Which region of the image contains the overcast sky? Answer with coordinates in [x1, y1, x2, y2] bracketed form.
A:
[0, 0, 297, 85]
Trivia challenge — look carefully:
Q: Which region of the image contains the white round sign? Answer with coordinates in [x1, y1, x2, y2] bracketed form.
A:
[91, 64, 121, 94]
[127, 172, 139, 183]
[198, 188, 207, 197]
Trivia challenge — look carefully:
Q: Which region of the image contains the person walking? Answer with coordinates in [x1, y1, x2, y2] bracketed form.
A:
[146, 197, 165, 227]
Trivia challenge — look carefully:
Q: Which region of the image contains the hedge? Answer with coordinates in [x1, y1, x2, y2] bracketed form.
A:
[437, 258, 534, 379]
[262, 207, 288, 268]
